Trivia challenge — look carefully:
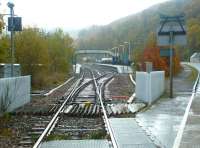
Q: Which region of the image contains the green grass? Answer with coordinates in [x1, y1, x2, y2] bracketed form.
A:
[88, 130, 106, 139]
[0, 112, 12, 123]
[0, 128, 12, 137]
[187, 65, 198, 82]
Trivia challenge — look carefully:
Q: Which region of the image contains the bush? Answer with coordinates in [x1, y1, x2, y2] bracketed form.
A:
[46, 134, 71, 141]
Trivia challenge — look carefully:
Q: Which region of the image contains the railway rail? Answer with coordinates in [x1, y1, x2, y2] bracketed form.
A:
[93, 72, 118, 148]
[0, 64, 143, 148]
[33, 74, 84, 148]
[14, 65, 138, 148]
[31, 67, 118, 148]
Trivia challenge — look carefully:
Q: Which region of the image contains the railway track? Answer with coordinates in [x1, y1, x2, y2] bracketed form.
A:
[26, 67, 119, 148]
[0, 64, 144, 148]
[16, 66, 139, 148]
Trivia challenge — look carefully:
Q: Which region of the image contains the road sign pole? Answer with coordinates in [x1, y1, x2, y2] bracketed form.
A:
[157, 14, 186, 98]
[170, 31, 174, 98]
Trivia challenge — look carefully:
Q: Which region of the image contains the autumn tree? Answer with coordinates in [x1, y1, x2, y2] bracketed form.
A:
[0, 35, 9, 62]
[0, 26, 74, 88]
[15, 28, 50, 88]
[0, 15, 5, 34]
[46, 28, 74, 75]
[0, 15, 8, 62]
[187, 18, 200, 53]
[141, 32, 181, 76]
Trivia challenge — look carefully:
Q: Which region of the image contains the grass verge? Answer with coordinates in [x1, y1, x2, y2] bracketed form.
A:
[186, 65, 198, 82]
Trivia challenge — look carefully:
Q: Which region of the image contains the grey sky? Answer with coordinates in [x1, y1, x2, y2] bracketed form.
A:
[1, 0, 169, 30]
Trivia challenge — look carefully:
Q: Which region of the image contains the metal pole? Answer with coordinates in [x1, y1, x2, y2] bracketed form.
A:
[128, 42, 131, 63]
[114, 47, 117, 57]
[75, 54, 77, 74]
[122, 46, 125, 72]
[170, 31, 174, 98]
[117, 47, 119, 64]
[124, 41, 131, 65]
[8, 3, 15, 77]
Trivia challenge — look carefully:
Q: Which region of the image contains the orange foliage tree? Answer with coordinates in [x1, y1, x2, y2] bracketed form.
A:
[140, 32, 181, 76]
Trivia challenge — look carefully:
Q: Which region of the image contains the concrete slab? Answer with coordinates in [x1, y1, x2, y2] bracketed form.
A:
[109, 118, 156, 148]
[40, 140, 109, 148]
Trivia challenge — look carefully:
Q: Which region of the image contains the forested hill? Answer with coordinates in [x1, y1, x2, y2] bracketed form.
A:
[76, 0, 200, 56]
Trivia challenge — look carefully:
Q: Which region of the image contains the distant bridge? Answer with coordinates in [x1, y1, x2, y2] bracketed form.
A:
[74, 49, 114, 62]
[75, 49, 114, 56]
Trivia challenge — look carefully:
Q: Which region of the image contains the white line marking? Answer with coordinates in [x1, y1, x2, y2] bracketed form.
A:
[127, 93, 136, 104]
[127, 74, 136, 103]
[173, 74, 199, 148]
[129, 74, 136, 86]
[173, 93, 195, 148]
[44, 77, 74, 96]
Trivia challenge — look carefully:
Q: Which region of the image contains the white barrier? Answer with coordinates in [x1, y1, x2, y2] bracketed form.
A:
[73, 64, 82, 74]
[0, 76, 31, 113]
[136, 71, 165, 104]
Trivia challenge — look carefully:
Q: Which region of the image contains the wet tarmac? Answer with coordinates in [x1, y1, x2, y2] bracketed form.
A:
[135, 65, 194, 148]
[136, 96, 190, 148]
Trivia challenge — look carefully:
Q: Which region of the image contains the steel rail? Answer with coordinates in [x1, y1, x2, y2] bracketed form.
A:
[92, 72, 119, 148]
[33, 76, 83, 148]
[71, 74, 106, 101]
[33, 72, 107, 148]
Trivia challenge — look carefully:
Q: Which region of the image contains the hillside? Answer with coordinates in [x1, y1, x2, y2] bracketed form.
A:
[76, 0, 200, 60]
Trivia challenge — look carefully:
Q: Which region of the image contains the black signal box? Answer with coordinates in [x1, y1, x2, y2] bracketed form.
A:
[8, 17, 22, 31]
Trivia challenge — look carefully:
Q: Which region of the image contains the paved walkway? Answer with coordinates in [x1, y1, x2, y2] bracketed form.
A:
[136, 96, 190, 148]
[175, 63, 200, 148]
[109, 118, 156, 148]
[135, 64, 194, 148]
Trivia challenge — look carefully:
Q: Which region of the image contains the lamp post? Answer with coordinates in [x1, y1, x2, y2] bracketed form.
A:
[113, 47, 119, 64]
[124, 41, 131, 65]
[119, 45, 125, 64]
[119, 45, 125, 72]
[7, 2, 15, 77]
[113, 47, 118, 57]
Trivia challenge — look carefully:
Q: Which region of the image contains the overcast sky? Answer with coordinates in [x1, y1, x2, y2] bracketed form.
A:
[1, 0, 169, 31]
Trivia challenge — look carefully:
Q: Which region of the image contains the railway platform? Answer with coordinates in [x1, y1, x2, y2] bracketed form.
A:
[174, 63, 200, 148]
[109, 118, 156, 148]
[178, 95, 200, 148]
[40, 140, 109, 148]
